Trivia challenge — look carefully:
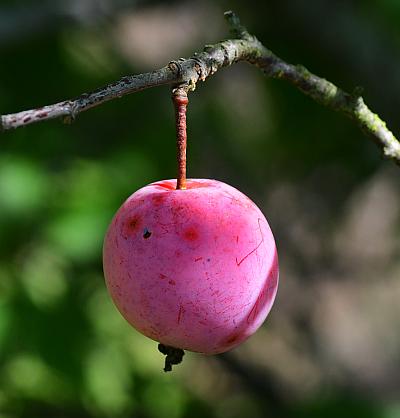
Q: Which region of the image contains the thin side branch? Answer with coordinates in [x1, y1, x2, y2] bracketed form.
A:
[1, 11, 399, 165]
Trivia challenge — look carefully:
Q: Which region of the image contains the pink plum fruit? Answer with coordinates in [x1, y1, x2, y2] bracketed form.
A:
[103, 179, 279, 354]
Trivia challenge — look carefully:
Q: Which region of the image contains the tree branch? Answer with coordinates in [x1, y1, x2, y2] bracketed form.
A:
[1, 10, 399, 165]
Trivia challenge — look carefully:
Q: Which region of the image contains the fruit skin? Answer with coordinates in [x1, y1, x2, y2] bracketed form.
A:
[103, 179, 279, 354]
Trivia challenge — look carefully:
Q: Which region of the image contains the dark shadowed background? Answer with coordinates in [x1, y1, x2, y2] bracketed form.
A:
[0, 1, 399, 417]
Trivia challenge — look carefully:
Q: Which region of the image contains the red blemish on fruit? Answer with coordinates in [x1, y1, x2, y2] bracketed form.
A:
[128, 216, 141, 230]
[155, 181, 175, 190]
[23, 116, 31, 123]
[37, 112, 48, 118]
[177, 305, 185, 324]
[194, 256, 203, 262]
[122, 215, 143, 239]
[154, 180, 211, 190]
[236, 235, 239, 243]
[224, 333, 241, 345]
[186, 180, 210, 189]
[198, 320, 208, 325]
[175, 250, 182, 258]
[168, 280, 176, 285]
[184, 227, 199, 241]
[159, 274, 167, 280]
[152, 194, 167, 205]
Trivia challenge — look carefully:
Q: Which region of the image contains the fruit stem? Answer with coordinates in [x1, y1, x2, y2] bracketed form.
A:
[172, 87, 189, 190]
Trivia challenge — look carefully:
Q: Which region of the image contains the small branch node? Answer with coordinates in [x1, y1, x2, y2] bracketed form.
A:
[61, 103, 76, 124]
[192, 57, 208, 82]
[168, 60, 182, 77]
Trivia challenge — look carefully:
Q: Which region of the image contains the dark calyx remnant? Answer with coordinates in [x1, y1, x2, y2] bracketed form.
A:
[158, 344, 185, 372]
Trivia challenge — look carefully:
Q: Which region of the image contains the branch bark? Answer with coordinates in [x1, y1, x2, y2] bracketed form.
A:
[1, 11, 399, 165]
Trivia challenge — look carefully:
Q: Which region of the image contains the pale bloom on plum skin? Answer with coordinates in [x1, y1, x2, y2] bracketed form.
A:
[103, 179, 279, 354]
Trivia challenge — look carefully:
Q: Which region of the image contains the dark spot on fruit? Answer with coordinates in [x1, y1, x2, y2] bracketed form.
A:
[159, 274, 167, 280]
[168, 280, 176, 285]
[207, 258, 211, 262]
[143, 228, 152, 239]
[184, 227, 199, 241]
[194, 257, 203, 262]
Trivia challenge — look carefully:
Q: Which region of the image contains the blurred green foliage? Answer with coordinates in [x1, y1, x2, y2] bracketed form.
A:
[0, 1, 399, 417]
